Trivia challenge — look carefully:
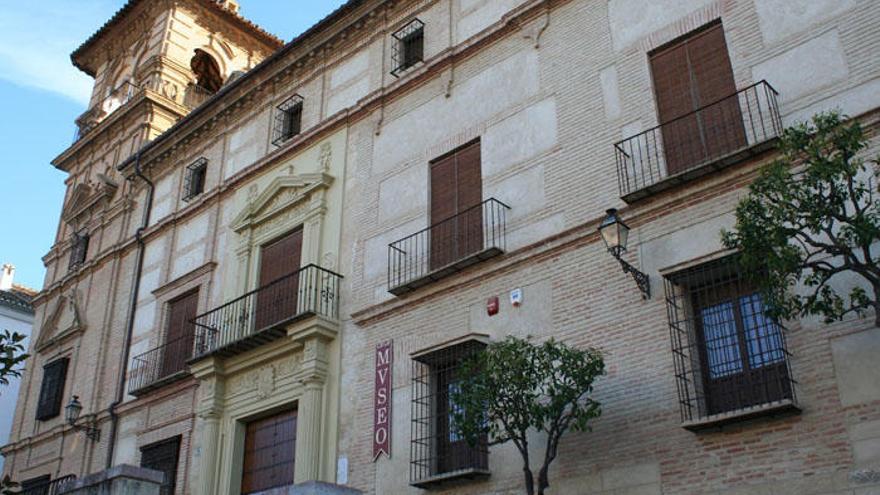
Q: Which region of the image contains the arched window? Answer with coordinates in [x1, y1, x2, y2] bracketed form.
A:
[190, 49, 223, 93]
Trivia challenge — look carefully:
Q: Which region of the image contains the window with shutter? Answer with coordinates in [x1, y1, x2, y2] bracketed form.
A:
[649, 21, 746, 176]
[241, 409, 297, 495]
[429, 140, 483, 270]
[68, 233, 89, 271]
[36, 358, 69, 421]
[141, 436, 181, 495]
[255, 228, 303, 332]
[161, 290, 199, 379]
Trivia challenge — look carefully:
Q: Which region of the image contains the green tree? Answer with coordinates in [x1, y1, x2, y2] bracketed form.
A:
[451, 336, 605, 495]
[722, 111, 880, 326]
[0, 329, 28, 494]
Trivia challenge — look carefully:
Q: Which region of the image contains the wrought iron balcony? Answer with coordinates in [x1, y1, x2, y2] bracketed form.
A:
[388, 198, 510, 295]
[74, 82, 141, 142]
[193, 264, 341, 359]
[615, 80, 782, 202]
[129, 335, 197, 396]
[20, 475, 76, 495]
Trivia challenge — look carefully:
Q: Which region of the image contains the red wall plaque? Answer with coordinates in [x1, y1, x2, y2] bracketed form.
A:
[373, 340, 393, 460]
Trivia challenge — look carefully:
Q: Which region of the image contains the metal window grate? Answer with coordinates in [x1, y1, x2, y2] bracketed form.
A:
[140, 436, 181, 495]
[411, 339, 488, 486]
[272, 95, 304, 147]
[183, 158, 208, 202]
[68, 232, 90, 271]
[663, 255, 797, 423]
[391, 19, 425, 77]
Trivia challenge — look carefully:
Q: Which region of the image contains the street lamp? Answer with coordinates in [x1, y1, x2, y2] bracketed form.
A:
[598, 209, 651, 299]
[65, 396, 100, 441]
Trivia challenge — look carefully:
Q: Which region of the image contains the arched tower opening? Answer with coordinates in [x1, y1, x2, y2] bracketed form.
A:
[191, 49, 223, 93]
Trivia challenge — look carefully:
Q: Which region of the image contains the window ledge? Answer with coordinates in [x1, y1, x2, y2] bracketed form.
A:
[621, 137, 779, 204]
[410, 468, 490, 490]
[682, 399, 800, 432]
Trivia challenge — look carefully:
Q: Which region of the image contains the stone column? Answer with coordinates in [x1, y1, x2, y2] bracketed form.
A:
[189, 357, 225, 495]
[196, 412, 222, 495]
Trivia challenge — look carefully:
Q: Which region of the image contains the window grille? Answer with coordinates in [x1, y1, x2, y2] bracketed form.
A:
[272, 95, 304, 147]
[663, 255, 797, 425]
[141, 436, 181, 495]
[392, 19, 425, 77]
[20, 474, 76, 495]
[183, 158, 208, 202]
[36, 357, 69, 421]
[68, 233, 89, 271]
[411, 338, 489, 487]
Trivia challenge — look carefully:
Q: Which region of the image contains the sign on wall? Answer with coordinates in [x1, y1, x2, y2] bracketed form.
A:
[373, 340, 393, 460]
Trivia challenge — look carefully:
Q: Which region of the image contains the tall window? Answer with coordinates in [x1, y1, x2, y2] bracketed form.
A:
[664, 255, 796, 424]
[241, 409, 297, 494]
[410, 338, 488, 487]
[649, 21, 746, 175]
[36, 358, 69, 421]
[272, 95, 304, 146]
[161, 290, 199, 379]
[392, 19, 425, 76]
[183, 158, 208, 202]
[68, 233, 89, 271]
[429, 140, 483, 270]
[140, 437, 181, 495]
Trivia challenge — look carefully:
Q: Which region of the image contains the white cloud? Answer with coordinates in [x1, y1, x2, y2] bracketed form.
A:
[0, 1, 119, 106]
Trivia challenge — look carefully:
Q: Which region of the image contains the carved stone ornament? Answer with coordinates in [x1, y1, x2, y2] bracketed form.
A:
[253, 365, 276, 400]
[34, 292, 86, 352]
[230, 173, 334, 234]
[319, 142, 333, 173]
[61, 181, 119, 226]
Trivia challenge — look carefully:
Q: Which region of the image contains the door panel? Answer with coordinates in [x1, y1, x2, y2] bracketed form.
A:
[651, 42, 703, 175]
[242, 409, 298, 495]
[456, 141, 484, 260]
[255, 228, 303, 331]
[430, 155, 458, 270]
[429, 141, 483, 271]
[161, 291, 199, 378]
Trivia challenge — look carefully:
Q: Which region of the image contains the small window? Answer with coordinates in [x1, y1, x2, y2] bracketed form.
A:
[664, 255, 797, 428]
[141, 436, 181, 495]
[183, 158, 208, 202]
[36, 358, 69, 421]
[68, 233, 89, 271]
[392, 19, 425, 77]
[410, 337, 489, 488]
[272, 95, 304, 147]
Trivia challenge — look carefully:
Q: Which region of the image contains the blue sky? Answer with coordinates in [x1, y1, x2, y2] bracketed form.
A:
[0, 1, 347, 290]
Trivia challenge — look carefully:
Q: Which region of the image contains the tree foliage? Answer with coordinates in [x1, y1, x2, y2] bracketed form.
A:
[722, 112, 880, 327]
[451, 336, 605, 495]
[0, 329, 28, 390]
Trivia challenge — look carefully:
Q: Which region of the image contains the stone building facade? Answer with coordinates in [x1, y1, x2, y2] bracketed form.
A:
[3, 0, 880, 494]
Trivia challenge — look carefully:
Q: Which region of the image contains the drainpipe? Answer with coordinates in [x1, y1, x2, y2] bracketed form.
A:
[105, 150, 153, 469]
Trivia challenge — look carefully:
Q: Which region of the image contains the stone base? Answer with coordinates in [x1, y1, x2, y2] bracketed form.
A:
[60, 464, 164, 495]
[254, 481, 363, 495]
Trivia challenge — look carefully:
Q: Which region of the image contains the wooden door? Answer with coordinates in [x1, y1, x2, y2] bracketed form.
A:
[430, 140, 483, 270]
[255, 228, 303, 332]
[650, 22, 746, 176]
[241, 409, 297, 495]
[161, 290, 199, 378]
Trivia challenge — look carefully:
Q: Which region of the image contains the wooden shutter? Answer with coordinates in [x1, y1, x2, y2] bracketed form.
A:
[650, 22, 745, 176]
[255, 228, 303, 331]
[429, 140, 483, 270]
[36, 358, 69, 420]
[141, 437, 181, 495]
[161, 290, 199, 378]
[241, 409, 297, 495]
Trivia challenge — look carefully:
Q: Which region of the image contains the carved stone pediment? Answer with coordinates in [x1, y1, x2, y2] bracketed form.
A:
[34, 291, 86, 352]
[61, 178, 119, 225]
[231, 173, 333, 234]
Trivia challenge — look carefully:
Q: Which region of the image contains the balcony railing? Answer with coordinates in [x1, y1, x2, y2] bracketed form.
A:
[388, 198, 510, 295]
[184, 84, 215, 109]
[74, 82, 140, 142]
[193, 264, 341, 358]
[129, 335, 197, 395]
[21, 475, 76, 495]
[615, 80, 782, 201]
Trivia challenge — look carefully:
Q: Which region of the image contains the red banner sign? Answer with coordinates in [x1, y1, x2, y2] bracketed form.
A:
[373, 340, 393, 460]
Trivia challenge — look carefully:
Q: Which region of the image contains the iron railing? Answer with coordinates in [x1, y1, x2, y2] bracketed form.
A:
[663, 255, 797, 428]
[129, 335, 196, 394]
[616, 80, 782, 200]
[74, 82, 140, 141]
[411, 339, 489, 487]
[192, 264, 341, 358]
[388, 198, 510, 295]
[20, 475, 76, 495]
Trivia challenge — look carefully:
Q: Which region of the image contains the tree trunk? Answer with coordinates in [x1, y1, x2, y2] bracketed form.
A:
[524, 466, 535, 495]
[537, 464, 549, 495]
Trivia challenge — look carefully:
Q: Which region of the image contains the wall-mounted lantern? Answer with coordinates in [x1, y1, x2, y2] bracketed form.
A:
[598, 208, 651, 299]
[65, 396, 101, 441]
